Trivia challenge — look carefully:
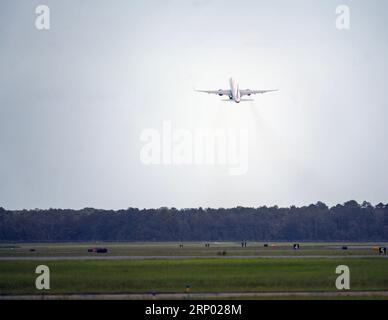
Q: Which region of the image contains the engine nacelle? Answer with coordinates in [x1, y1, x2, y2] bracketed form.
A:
[246, 89, 252, 96]
[218, 89, 224, 96]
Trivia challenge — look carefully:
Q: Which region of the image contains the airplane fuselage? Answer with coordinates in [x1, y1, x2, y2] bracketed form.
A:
[229, 78, 241, 103]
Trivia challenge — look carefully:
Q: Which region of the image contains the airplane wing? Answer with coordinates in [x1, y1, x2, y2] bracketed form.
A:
[195, 89, 232, 97]
[240, 89, 278, 97]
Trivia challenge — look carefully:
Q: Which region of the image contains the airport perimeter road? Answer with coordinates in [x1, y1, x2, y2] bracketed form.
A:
[1, 291, 388, 300]
[0, 255, 387, 261]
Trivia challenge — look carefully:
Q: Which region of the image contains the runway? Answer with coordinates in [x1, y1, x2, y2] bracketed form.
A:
[0, 255, 386, 261]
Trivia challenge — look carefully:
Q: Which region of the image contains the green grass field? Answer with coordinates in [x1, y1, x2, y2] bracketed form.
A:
[1, 258, 388, 295]
[0, 242, 387, 299]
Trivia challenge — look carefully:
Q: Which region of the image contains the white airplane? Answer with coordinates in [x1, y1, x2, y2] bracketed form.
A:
[196, 77, 277, 103]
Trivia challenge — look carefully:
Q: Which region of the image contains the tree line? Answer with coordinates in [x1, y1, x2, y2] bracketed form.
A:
[0, 201, 387, 242]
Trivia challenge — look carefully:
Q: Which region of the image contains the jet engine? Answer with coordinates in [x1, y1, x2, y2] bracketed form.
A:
[218, 89, 224, 96]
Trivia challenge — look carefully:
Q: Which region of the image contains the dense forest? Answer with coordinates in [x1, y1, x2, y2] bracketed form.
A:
[0, 201, 387, 242]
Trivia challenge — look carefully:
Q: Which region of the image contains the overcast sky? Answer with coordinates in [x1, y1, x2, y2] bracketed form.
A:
[1, 0, 388, 209]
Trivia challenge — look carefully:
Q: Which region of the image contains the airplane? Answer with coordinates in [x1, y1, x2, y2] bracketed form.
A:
[195, 77, 278, 103]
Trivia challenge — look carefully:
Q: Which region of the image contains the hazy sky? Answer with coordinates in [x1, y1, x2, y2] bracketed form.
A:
[1, 0, 388, 209]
